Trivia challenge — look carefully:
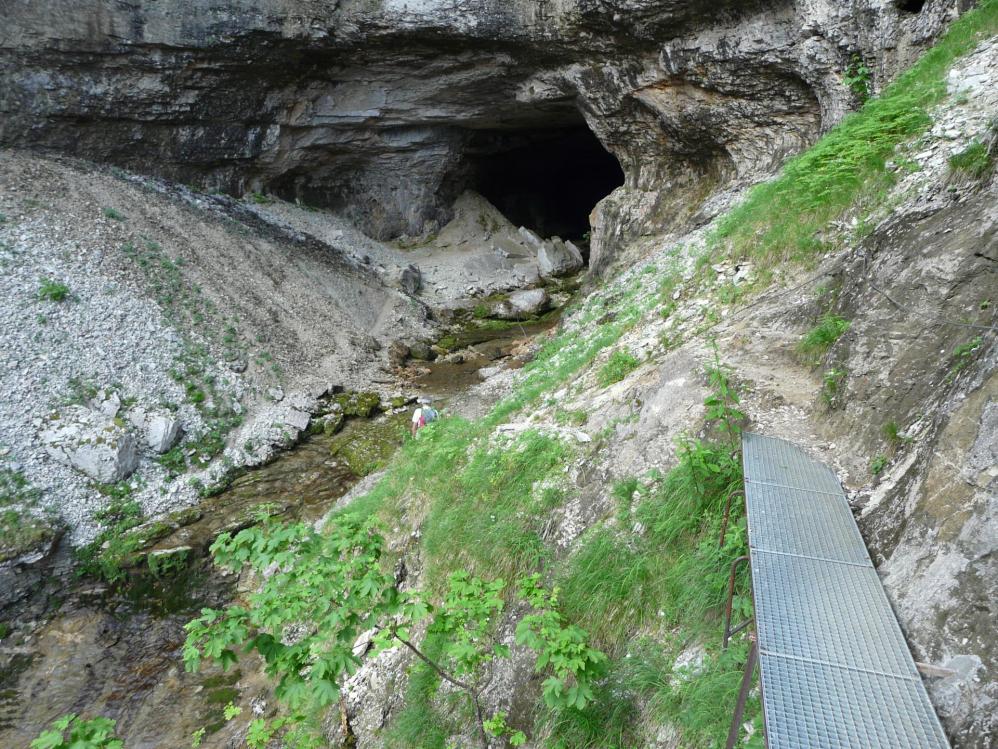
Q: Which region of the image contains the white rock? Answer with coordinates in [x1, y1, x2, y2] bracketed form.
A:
[283, 408, 310, 431]
[41, 406, 138, 483]
[492, 288, 550, 319]
[537, 238, 583, 278]
[128, 407, 182, 453]
[96, 391, 122, 418]
[517, 226, 545, 251]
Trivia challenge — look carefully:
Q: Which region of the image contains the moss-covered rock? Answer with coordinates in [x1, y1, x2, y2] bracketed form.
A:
[329, 412, 408, 476]
[332, 391, 382, 418]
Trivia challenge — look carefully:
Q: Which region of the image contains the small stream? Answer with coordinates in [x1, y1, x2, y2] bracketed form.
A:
[0, 315, 560, 748]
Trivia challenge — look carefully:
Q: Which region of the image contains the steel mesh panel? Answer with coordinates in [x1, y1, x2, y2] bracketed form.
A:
[752, 550, 917, 676]
[743, 432, 841, 495]
[745, 482, 871, 565]
[761, 654, 950, 749]
[743, 432, 950, 749]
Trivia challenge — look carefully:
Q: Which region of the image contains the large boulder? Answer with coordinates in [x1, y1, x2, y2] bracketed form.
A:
[41, 406, 138, 483]
[128, 407, 182, 453]
[517, 227, 546, 252]
[537, 238, 584, 278]
[492, 288, 550, 320]
[399, 264, 422, 295]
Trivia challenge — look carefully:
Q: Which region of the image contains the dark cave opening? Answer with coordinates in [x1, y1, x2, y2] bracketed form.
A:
[896, 0, 926, 13]
[467, 125, 624, 242]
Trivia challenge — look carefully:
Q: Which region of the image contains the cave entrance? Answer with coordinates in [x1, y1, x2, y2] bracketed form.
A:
[467, 124, 624, 243]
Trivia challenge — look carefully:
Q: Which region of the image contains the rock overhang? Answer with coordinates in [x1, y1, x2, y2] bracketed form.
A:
[0, 0, 962, 264]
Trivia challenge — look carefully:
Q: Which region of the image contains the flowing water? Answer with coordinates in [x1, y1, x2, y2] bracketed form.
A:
[0, 317, 561, 748]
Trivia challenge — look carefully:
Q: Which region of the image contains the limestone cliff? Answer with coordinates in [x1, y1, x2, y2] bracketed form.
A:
[0, 0, 966, 269]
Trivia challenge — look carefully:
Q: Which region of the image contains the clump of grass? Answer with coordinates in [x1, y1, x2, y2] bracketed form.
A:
[103, 207, 126, 221]
[37, 277, 70, 302]
[949, 335, 983, 378]
[798, 315, 850, 364]
[597, 350, 641, 387]
[949, 140, 993, 178]
[472, 303, 491, 319]
[821, 367, 847, 408]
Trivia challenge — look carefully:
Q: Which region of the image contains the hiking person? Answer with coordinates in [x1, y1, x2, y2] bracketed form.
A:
[410, 396, 438, 437]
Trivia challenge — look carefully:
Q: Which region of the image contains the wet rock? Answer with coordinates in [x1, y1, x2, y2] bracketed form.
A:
[408, 341, 436, 361]
[127, 407, 182, 453]
[40, 406, 138, 483]
[321, 412, 345, 436]
[387, 340, 410, 368]
[492, 288, 550, 320]
[400, 264, 422, 295]
[538, 238, 584, 278]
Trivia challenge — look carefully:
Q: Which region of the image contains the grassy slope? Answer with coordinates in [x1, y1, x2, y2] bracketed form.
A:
[277, 4, 998, 746]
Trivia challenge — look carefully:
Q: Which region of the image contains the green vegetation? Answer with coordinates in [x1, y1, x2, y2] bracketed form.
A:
[249, 192, 273, 205]
[74, 495, 144, 582]
[184, 514, 605, 748]
[31, 714, 122, 749]
[948, 139, 993, 178]
[870, 454, 888, 476]
[547, 358, 752, 747]
[166, 345, 243, 470]
[103, 207, 126, 221]
[0, 462, 56, 563]
[843, 54, 872, 102]
[37, 278, 70, 303]
[798, 314, 850, 364]
[946, 335, 984, 382]
[821, 367, 848, 408]
[597, 349, 641, 387]
[882, 420, 913, 448]
[712, 0, 998, 267]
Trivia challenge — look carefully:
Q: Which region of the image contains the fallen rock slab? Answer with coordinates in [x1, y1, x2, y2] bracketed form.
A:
[41, 406, 138, 483]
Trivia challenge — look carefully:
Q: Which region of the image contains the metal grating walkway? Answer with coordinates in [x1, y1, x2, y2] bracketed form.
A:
[742, 432, 950, 749]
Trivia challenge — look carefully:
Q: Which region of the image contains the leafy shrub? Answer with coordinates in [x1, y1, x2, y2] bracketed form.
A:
[31, 714, 122, 749]
[597, 350, 640, 387]
[843, 54, 872, 102]
[102, 207, 125, 221]
[184, 513, 605, 747]
[37, 277, 70, 302]
[870, 454, 888, 476]
[950, 336, 983, 375]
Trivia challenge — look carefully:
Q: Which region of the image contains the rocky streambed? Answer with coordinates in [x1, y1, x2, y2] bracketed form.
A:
[0, 309, 564, 748]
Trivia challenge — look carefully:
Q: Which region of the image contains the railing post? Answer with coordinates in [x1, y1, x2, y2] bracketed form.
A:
[725, 636, 758, 749]
[723, 554, 751, 649]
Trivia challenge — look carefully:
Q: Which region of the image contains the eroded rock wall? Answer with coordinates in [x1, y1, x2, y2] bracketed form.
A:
[0, 0, 971, 264]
